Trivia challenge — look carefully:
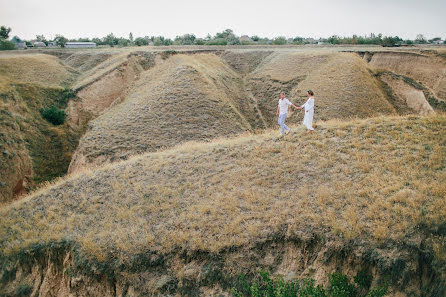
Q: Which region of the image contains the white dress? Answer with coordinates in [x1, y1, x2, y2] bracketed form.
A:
[301, 97, 314, 130]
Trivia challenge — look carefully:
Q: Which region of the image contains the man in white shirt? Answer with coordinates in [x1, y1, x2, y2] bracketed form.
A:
[276, 92, 300, 136]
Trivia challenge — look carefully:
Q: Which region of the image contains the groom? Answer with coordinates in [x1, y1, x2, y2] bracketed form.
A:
[276, 92, 300, 136]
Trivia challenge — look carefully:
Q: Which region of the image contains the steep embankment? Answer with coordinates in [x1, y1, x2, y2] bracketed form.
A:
[61, 50, 155, 128]
[362, 51, 446, 113]
[0, 54, 79, 203]
[69, 50, 406, 173]
[1, 115, 445, 296]
[246, 51, 397, 125]
[0, 50, 157, 203]
[69, 53, 257, 172]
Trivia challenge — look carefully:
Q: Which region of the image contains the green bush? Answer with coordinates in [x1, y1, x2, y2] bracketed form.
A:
[134, 37, 148, 46]
[0, 39, 16, 50]
[16, 284, 33, 296]
[40, 105, 66, 125]
[272, 37, 287, 45]
[299, 279, 327, 297]
[231, 270, 388, 297]
[194, 39, 205, 45]
[329, 273, 357, 297]
[206, 38, 228, 45]
[232, 271, 299, 297]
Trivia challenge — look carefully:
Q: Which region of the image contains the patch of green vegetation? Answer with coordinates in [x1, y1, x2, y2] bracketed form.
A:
[0, 84, 81, 194]
[160, 50, 178, 60]
[40, 105, 66, 125]
[0, 39, 15, 50]
[232, 271, 388, 297]
[427, 96, 446, 112]
[16, 284, 32, 296]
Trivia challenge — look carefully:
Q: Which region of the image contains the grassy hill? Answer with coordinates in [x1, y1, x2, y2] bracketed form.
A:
[0, 54, 80, 203]
[247, 51, 396, 125]
[68, 50, 409, 173]
[1, 115, 444, 296]
[1, 47, 444, 200]
[68, 53, 258, 172]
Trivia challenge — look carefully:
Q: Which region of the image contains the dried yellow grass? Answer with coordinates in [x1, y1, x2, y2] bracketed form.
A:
[0, 54, 76, 92]
[0, 115, 444, 265]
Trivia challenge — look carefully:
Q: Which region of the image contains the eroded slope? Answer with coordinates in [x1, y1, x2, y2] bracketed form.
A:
[69, 53, 256, 172]
[248, 52, 397, 124]
[0, 54, 79, 203]
[0, 115, 444, 296]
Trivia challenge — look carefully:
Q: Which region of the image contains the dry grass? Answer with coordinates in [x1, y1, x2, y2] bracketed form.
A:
[0, 115, 444, 266]
[369, 51, 446, 102]
[0, 54, 77, 92]
[248, 51, 396, 125]
[72, 52, 133, 90]
[69, 53, 258, 171]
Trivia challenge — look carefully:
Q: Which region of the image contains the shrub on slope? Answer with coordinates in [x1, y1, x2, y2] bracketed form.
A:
[0, 54, 80, 203]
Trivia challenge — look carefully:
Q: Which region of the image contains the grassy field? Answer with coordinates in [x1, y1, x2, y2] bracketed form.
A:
[1, 115, 444, 262]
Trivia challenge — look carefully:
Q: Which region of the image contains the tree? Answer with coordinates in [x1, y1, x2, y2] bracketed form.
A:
[91, 37, 103, 45]
[272, 36, 287, 45]
[292, 36, 304, 44]
[129, 32, 134, 43]
[103, 33, 118, 47]
[174, 34, 196, 45]
[0, 39, 15, 50]
[0, 26, 11, 39]
[382, 36, 402, 46]
[328, 35, 341, 44]
[415, 34, 426, 44]
[214, 29, 240, 45]
[134, 37, 148, 46]
[251, 35, 260, 42]
[429, 37, 441, 43]
[118, 38, 130, 47]
[194, 39, 205, 45]
[36, 34, 48, 46]
[54, 35, 67, 47]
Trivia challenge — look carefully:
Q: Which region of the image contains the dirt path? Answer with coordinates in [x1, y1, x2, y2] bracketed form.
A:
[243, 77, 268, 128]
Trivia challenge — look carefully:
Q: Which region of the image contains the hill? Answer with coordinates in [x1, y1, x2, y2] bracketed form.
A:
[68, 53, 258, 172]
[68, 50, 406, 173]
[246, 51, 397, 125]
[0, 115, 444, 296]
[0, 54, 79, 203]
[1, 46, 445, 203]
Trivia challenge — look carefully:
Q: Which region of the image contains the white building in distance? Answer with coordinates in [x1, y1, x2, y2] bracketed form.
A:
[65, 42, 97, 48]
[33, 41, 46, 48]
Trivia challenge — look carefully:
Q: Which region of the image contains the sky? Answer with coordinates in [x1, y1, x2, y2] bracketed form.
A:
[1, 0, 445, 40]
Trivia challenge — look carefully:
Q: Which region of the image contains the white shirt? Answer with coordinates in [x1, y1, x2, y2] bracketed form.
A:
[278, 98, 292, 115]
[301, 97, 314, 111]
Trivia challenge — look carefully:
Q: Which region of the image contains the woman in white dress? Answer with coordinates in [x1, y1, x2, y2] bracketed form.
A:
[298, 90, 315, 132]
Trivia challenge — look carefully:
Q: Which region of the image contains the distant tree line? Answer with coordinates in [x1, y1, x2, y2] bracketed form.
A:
[1, 26, 445, 50]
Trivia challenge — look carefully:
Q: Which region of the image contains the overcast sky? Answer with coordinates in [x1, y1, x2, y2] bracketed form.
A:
[1, 0, 445, 40]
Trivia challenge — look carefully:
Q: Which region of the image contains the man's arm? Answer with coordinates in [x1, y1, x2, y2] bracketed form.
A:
[276, 105, 280, 116]
[290, 103, 301, 110]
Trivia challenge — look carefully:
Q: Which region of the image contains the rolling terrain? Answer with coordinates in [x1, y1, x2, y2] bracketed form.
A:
[1, 115, 445, 296]
[0, 45, 445, 296]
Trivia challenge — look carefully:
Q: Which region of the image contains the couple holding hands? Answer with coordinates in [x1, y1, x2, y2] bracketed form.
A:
[276, 90, 315, 135]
